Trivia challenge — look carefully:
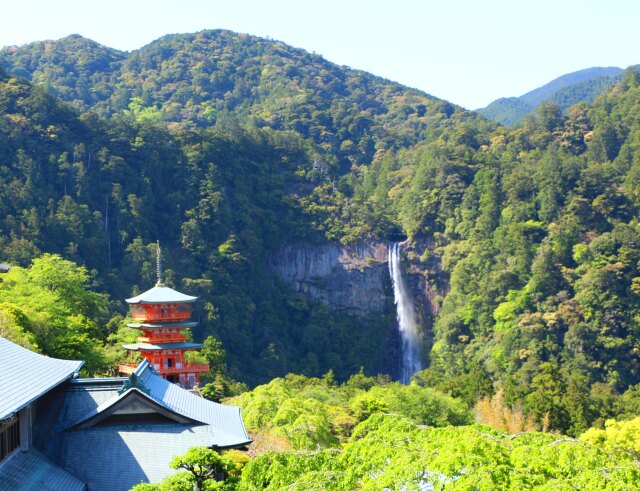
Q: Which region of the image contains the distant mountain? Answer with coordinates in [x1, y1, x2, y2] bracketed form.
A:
[478, 66, 628, 126]
[475, 97, 533, 127]
[518, 67, 623, 107]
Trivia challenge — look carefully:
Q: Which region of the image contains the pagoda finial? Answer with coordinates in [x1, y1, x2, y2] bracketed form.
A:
[156, 241, 164, 287]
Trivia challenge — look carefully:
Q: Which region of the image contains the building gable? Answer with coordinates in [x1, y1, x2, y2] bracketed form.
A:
[69, 389, 200, 429]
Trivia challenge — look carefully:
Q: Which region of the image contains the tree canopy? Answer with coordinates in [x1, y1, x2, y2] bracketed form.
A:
[3, 31, 640, 442]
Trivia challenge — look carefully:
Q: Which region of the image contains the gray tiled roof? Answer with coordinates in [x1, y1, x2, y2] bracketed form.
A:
[0, 340, 251, 491]
[0, 337, 83, 419]
[137, 361, 250, 444]
[69, 360, 251, 448]
[0, 449, 86, 491]
[126, 285, 197, 304]
[59, 379, 124, 430]
[59, 362, 251, 490]
[62, 424, 221, 491]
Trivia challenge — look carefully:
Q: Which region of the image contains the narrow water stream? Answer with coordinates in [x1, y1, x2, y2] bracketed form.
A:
[388, 242, 422, 383]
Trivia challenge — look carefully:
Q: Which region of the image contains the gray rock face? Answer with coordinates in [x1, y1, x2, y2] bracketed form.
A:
[269, 242, 390, 317]
[269, 238, 448, 377]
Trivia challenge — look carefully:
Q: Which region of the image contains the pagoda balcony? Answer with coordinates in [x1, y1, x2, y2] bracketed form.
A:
[157, 364, 210, 375]
[130, 311, 192, 322]
[137, 335, 187, 344]
[118, 364, 137, 375]
[130, 303, 193, 323]
[118, 363, 210, 376]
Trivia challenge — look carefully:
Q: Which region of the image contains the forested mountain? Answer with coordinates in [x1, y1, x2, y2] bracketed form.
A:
[0, 31, 489, 170]
[3, 30, 640, 443]
[397, 69, 640, 436]
[0, 67, 399, 381]
[0, 35, 125, 107]
[478, 66, 630, 126]
[0, 30, 493, 383]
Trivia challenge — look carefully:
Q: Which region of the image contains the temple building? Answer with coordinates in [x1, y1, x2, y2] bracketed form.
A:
[0, 337, 84, 490]
[0, 337, 251, 491]
[0, 248, 249, 490]
[119, 244, 209, 388]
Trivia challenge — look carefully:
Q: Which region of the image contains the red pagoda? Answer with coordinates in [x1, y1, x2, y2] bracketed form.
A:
[119, 244, 209, 388]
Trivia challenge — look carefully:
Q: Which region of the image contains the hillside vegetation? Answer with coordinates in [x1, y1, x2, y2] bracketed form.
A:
[132, 372, 640, 490]
[238, 413, 640, 490]
[0, 67, 403, 380]
[0, 31, 490, 171]
[2, 31, 640, 443]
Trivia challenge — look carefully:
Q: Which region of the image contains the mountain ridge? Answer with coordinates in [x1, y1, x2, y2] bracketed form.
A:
[0, 29, 492, 172]
[477, 65, 636, 125]
[519, 66, 623, 107]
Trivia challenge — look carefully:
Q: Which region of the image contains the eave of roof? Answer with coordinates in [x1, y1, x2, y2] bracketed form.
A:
[126, 285, 197, 304]
[135, 361, 251, 446]
[68, 388, 201, 429]
[122, 342, 203, 351]
[0, 337, 83, 419]
[126, 321, 198, 329]
[0, 448, 86, 491]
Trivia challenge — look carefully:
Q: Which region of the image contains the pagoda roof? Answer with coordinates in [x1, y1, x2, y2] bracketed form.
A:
[0, 337, 83, 419]
[126, 321, 198, 329]
[122, 341, 203, 351]
[126, 285, 197, 304]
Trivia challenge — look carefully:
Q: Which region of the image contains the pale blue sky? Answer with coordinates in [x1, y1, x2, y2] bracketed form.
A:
[1, 0, 638, 109]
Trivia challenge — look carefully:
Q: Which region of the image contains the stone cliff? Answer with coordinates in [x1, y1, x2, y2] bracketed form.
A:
[268, 238, 446, 323]
[269, 242, 390, 317]
[268, 238, 447, 376]
[401, 237, 449, 362]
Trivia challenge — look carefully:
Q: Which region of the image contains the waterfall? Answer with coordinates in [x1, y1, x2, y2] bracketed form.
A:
[388, 242, 422, 384]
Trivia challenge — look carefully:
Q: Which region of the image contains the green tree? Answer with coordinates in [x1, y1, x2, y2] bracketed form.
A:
[201, 335, 227, 374]
[0, 254, 109, 373]
[170, 447, 235, 491]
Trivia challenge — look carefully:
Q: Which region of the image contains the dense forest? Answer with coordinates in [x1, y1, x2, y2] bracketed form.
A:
[3, 29, 640, 487]
[0, 31, 493, 383]
[134, 373, 640, 490]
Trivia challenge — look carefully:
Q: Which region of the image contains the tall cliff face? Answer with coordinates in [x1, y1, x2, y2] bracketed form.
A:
[269, 239, 447, 378]
[403, 237, 447, 317]
[269, 242, 390, 318]
[269, 238, 448, 375]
